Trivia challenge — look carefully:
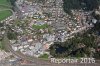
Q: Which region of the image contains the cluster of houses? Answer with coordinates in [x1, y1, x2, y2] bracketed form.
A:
[0, 50, 12, 61]
[9, 0, 96, 57]
[0, 15, 17, 24]
[10, 34, 54, 57]
[0, 0, 97, 58]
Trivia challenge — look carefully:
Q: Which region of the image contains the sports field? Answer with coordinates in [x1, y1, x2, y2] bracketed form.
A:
[32, 24, 49, 29]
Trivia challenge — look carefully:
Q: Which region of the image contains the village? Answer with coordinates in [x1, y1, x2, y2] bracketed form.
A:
[0, 0, 97, 58]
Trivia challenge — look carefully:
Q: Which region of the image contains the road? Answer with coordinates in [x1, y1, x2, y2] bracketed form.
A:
[1, 0, 100, 65]
[2, 32, 100, 66]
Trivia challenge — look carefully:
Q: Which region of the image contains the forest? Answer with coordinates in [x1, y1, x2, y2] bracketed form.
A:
[63, 0, 100, 14]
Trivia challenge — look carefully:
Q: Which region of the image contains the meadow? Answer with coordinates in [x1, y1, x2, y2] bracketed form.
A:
[0, 0, 12, 21]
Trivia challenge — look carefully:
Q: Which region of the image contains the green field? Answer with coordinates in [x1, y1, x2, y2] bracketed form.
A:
[0, 0, 12, 21]
[0, 10, 12, 21]
[0, 6, 9, 10]
[0, 41, 2, 49]
[0, 41, 5, 50]
[32, 24, 49, 29]
[39, 54, 49, 60]
[0, 0, 11, 5]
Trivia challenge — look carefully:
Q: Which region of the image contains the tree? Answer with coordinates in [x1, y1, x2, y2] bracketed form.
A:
[7, 30, 17, 40]
[8, 0, 16, 6]
[62, 0, 100, 14]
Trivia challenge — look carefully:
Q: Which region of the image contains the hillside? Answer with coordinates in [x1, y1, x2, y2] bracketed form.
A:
[63, 0, 100, 14]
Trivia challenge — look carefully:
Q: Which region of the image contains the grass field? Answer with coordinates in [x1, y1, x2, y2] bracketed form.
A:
[0, 41, 2, 49]
[32, 24, 49, 29]
[0, 0, 12, 21]
[0, 6, 9, 10]
[0, 41, 5, 50]
[0, 10, 12, 21]
[0, 0, 11, 5]
[39, 54, 49, 60]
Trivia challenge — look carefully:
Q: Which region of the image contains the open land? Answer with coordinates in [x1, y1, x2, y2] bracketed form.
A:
[0, 0, 12, 21]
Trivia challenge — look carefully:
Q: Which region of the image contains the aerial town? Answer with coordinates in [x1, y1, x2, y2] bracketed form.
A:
[0, 0, 100, 66]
